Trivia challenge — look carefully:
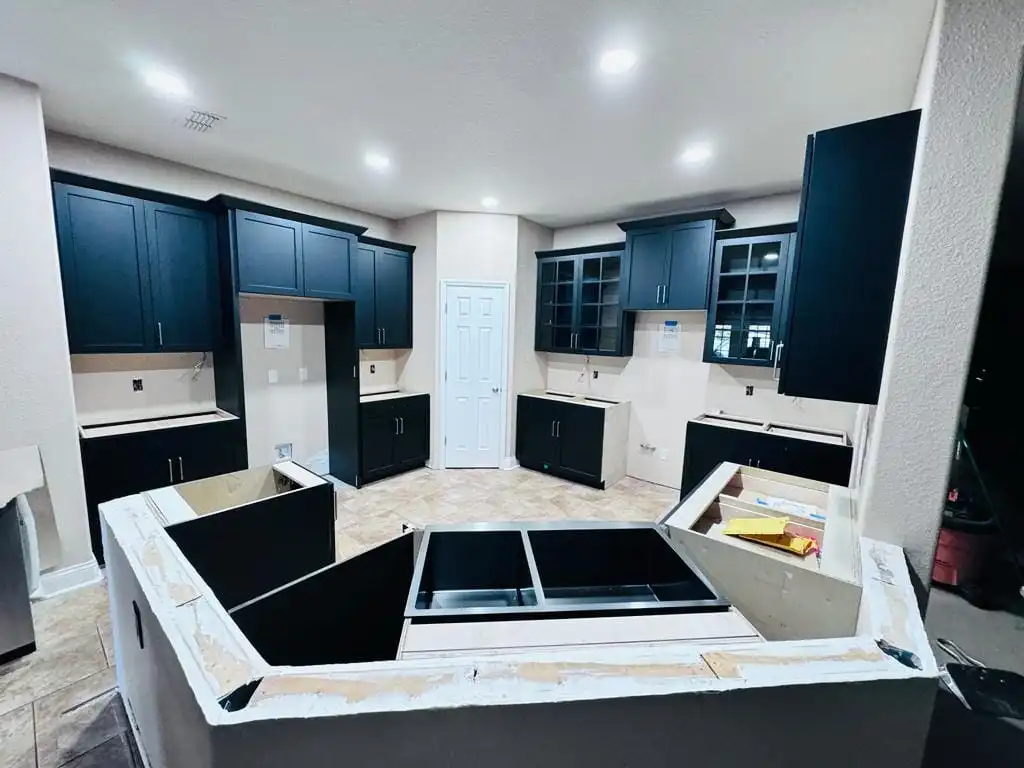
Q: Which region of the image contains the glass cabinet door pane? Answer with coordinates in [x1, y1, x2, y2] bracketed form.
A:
[555, 305, 573, 325]
[556, 284, 574, 303]
[602, 256, 621, 281]
[540, 261, 557, 283]
[553, 326, 573, 349]
[750, 242, 782, 271]
[720, 244, 750, 274]
[582, 257, 601, 281]
[746, 273, 778, 301]
[710, 305, 743, 359]
[602, 281, 620, 305]
[580, 305, 599, 326]
[717, 274, 746, 302]
[599, 328, 619, 352]
[582, 282, 600, 304]
[556, 260, 575, 282]
[578, 327, 599, 351]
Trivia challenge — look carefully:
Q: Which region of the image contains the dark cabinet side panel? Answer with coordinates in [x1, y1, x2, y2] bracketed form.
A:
[780, 110, 921, 404]
[234, 211, 303, 296]
[680, 423, 758, 500]
[302, 224, 353, 299]
[53, 184, 153, 353]
[144, 202, 219, 352]
[325, 301, 361, 487]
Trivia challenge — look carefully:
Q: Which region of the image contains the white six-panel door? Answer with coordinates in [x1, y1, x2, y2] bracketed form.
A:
[443, 283, 507, 468]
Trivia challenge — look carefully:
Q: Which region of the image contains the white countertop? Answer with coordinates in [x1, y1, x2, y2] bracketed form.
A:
[79, 408, 239, 440]
[520, 390, 627, 409]
[359, 391, 427, 404]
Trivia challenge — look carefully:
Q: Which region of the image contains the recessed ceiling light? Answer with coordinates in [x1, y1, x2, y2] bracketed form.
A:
[678, 143, 714, 165]
[599, 49, 638, 75]
[364, 152, 391, 172]
[142, 67, 190, 99]
[481, 196, 499, 209]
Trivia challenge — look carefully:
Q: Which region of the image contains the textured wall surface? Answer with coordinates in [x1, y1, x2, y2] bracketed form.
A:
[0, 76, 91, 570]
[860, 0, 1024, 583]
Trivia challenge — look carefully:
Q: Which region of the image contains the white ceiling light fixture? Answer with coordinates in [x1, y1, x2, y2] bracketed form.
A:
[141, 67, 190, 99]
[678, 142, 714, 166]
[364, 151, 391, 172]
[481, 196, 499, 209]
[599, 49, 638, 75]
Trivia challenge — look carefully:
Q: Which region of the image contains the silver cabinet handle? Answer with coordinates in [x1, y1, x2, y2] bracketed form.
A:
[556, 421, 561, 438]
[382, 328, 387, 345]
[659, 285, 665, 304]
[394, 417, 399, 435]
[773, 342, 785, 381]
[178, 456, 184, 481]
[757, 459, 761, 468]
[400, 417, 405, 434]
[158, 322, 163, 346]
[655, 285, 661, 304]
[167, 458, 173, 483]
[551, 420, 556, 437]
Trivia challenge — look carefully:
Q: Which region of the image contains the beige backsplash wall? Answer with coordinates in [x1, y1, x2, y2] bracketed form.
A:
[71, 353, 216, 423]
[239, 296, 328, 472]
[360, 349, 406, 394]
[545, 313, 858, 489]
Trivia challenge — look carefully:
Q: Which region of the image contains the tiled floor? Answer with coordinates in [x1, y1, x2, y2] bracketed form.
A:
[0, 468, 678, 768]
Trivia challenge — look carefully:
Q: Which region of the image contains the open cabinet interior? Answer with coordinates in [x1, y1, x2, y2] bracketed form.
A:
[663, 464, 862, 641]
[174, 463, 320, 516]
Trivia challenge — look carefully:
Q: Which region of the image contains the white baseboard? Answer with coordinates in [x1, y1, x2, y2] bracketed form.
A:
[501, 457, 520, 470]
[36, 558, 103, 600]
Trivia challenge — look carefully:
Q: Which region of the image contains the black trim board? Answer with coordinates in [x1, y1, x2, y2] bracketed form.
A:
[618, 208, 736, 231]
[357, 235, 416, 254]
[210, 195, 368, 236]
[715, 222, 798, 240]
[49, 170, 214, 212]
[535, 241, 626, 259]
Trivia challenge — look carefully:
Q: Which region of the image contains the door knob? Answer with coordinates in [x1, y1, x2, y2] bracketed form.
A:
[492, 387, 499, 393]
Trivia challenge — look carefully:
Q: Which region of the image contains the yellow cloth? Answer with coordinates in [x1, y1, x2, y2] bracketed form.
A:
[723, 517, 816, 557]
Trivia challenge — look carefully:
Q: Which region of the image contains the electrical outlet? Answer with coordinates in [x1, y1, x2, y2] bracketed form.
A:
[593, 370, 599, 379]
[746, 385, 754, 396]
[298, 367, 308, 382]
[132, 378, 143, 392]
[274, 443, 292, 460]
[268, 369, 278, 385]
[370, 364, 376, 374]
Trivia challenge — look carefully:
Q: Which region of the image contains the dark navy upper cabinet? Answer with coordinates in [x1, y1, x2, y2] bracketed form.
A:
[145, 202, 219, 352]
[779, 110, 921, 404]
[354, 237, 415, 350]
[234, 210, 303, 296]
[619, 210, 734, 311]
[301, 224, 354, 299]
[53, 184, 154, 354]
[703, 225, 797, 368]
[53, 182, 220, 355]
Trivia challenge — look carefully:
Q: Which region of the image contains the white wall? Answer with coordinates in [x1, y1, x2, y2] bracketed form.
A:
[0, 76, 91, 572]
[46, 133, 393, 238]
[72, 353, 216, 424]
[239, 297, 328, 472]
[395, 213, 439, 464]
[551, 193, 802, 250]
[860, 0, 1024, 584]
[359, 349, 402, 395]
[546, 192, 857, 489]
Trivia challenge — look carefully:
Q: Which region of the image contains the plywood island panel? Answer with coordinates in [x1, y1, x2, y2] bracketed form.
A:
[100, 462, 938, 768]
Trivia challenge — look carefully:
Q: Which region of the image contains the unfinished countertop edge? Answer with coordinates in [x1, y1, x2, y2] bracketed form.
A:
[359, 390, 428, 404]
[694, 412, 851, 446]
[79, 407, 240, 439]
[520, 390, 628, 409]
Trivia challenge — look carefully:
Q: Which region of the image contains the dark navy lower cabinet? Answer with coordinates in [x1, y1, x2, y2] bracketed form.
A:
[53, 182, 221, 354]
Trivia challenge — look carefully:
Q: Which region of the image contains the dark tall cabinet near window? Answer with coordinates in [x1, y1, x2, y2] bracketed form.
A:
[704, 226, 796, 367]
[534, 243, 634, 356]
[619, 210, 735, 311]
[53, 182, 220, 354]
[354, 237, 414, 350]
[778, 110, 921, 404]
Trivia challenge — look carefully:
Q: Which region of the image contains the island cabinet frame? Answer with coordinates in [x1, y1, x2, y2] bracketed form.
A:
[101, 462, 938, 768]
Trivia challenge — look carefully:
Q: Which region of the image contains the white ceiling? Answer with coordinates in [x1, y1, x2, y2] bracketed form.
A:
[0, 0, 935, 227]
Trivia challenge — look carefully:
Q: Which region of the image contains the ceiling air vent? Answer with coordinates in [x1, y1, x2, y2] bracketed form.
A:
[183, 109, 225, 133]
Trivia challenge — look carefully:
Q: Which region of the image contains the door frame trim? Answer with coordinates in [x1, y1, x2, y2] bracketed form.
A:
[437, 279, 512, 470]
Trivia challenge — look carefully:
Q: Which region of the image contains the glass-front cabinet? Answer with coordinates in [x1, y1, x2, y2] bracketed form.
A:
[703, 229, 796, 368]
[536, 244, 634, 357]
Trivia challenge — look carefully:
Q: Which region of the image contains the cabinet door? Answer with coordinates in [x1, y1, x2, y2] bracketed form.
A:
[535, 256, 578, 353]
[779, 110, 920, 404]
[624, 229, 669, 310]
[764, 435, 852, 486]
[144, 202, 219, 352]
[234, 210, 303, 296]
[576, 251, 627, 355]
[82, 432, 175, 564]
[172, 420, 247, 482]
[394, 396, 429, 465]
[302, 224, 353, 299]
[374, 249, 412, 348]
[680, 423, 758, 499]
[53, 184, 154, 353]
[557, 404, 604, 482]
[361, 403, 397, 479]
[353, 245, 378, 348]
[516, 396, 561, 469]
[664, 220, 714, 310]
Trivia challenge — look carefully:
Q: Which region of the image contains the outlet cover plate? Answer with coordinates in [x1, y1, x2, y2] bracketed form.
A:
[274, 443, 293, 460]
